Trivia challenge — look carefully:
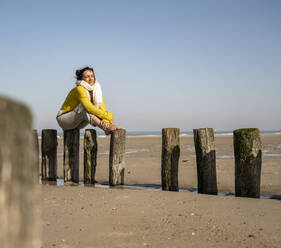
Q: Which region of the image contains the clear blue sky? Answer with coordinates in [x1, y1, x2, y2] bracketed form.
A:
[0, 0, 280, 131]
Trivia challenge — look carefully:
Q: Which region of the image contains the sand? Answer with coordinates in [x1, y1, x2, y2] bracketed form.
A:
[41, 133, 281, 247]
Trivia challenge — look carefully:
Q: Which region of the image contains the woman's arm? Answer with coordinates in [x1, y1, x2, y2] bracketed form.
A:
[76, 86, 114, 122]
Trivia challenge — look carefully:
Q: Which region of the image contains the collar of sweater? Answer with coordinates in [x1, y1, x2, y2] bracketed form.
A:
[76, 80, 94, 91]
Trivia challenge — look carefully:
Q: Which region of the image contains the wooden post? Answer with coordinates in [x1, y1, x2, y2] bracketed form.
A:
[161, 128, 180, 191]
[84, 129, 97, 184]
[32, 129, 40, 178]
[109, 129, 126, 186]
[193, 128, 217, 195]
[0, 97, 41, 247]
[64, 128, 80, 183]
[233, 128, 262, 198]
[41, 129, 57, 181]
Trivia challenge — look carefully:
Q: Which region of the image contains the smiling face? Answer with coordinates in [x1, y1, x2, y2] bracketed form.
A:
[82, 70, 95, 86]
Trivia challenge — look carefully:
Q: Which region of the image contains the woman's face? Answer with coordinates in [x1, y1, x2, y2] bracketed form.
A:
[82, 70, 95, 86]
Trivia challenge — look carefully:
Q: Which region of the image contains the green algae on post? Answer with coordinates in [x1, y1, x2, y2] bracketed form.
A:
[64, 128, 80, 183]
[161, 128, 180, 191]
[109, 129, 126, 186]
[84, 129, 97, 185]
[193, 128, 218, 195]
[233, 128, 262, 198]
[41, 129, 57, 181]
[32, 129, 40, 178]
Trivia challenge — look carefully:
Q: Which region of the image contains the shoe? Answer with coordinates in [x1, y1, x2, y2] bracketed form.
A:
[101, 123, 123, 135]
[91, 116, 121, 135]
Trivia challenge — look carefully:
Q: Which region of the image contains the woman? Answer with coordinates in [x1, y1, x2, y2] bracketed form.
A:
[56, 66, 122, 135]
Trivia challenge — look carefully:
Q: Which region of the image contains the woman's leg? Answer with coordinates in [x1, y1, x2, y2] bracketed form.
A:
[56, 104, 91, 130]
[57, 104, 121, 135]
[57, 104, 122, 134]
[90, 115, 118, 135]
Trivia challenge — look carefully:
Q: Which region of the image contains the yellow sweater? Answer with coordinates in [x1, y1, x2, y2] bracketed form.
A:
[60, 86, 113, 123]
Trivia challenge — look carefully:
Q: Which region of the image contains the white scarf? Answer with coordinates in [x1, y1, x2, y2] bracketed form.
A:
[76, 80, 103, 108]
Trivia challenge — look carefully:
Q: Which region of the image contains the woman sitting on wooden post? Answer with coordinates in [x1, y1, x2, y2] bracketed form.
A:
[57, 66, 122, 135]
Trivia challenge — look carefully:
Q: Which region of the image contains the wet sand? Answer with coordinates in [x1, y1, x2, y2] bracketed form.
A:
[42, 133, 281, 247]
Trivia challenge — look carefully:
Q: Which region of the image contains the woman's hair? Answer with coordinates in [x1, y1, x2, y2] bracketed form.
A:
[75, 66, 96, 80]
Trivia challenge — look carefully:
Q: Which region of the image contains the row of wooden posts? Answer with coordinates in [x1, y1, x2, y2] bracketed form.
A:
[34, 127, 262, 198]
[33, 128, 126, 186]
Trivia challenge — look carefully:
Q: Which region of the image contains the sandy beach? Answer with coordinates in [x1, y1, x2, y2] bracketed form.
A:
[41, 133, 281, 247]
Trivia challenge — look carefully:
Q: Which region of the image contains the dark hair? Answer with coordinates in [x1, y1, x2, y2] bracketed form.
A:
[75, 66, 95, 80]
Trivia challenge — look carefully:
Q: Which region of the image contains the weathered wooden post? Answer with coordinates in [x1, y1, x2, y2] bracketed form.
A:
[41, 129, 57, 181]
[193, 128, 218, 195]
[84, 129, 97, 184]
[64, 128, 80, 183]
[0, 97, 41, 247]
[32, 129, 40, 178]
[109, 129, 126, 186]
[233, 128, 262, 198]
[161, 128, 180, 191]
